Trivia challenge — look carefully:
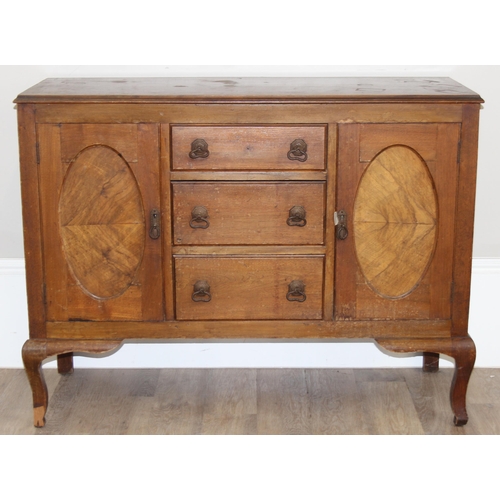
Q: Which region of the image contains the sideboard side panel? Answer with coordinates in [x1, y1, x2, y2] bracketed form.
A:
[17, 103, 46, 338]
[451, 103, 481, 335]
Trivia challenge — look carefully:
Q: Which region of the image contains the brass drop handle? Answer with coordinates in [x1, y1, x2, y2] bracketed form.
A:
[189, 139, 210, 159]
[287, 139, 308, 162]
[149, 209, 160, 239]
[192, 280, 211, 302]
[287, 206, 307, 227]
[190, 206, 209, 229]
[335, 209, 348, 240]
[286, 280, 306, 302]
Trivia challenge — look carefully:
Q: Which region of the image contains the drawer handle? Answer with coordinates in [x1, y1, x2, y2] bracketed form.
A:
[287, 139, 308, 162]
[149, 208, 161, 239]
[190, 206, 210, 229]
[189, 138, 210, 159]
[192, 280, 211, 302]
[287, 206, 307, 227]
[286, 280, 306, 302]
[335, 209, 348, 240]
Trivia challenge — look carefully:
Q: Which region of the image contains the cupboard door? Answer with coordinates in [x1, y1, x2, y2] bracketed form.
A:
[335, 123, 460, 320]
[39, 124, 163, 321]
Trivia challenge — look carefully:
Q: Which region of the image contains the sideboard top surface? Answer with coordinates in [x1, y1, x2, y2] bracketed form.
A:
[14, 77, 483, 104]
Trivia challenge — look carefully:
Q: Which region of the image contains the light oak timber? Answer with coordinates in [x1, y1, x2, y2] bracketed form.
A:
[46, 319, 452, 339]
[353, 145, 438, 299]
[59, 146, 145, 299]
[34, 103, 465, 125]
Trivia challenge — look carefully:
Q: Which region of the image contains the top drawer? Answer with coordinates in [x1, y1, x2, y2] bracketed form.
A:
[171, 125, 326, 170]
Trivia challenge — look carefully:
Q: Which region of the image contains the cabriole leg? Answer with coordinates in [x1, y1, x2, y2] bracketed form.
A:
[376, 336, 476, 426]
[22, 340, 49, 427]
[450, 337, 476, 426]
[22, 339, 123, 427]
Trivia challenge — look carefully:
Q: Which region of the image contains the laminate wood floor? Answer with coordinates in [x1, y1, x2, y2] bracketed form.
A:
[1, 367, 499, 434]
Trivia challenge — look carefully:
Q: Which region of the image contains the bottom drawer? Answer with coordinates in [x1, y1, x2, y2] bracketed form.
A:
[174, 256, 324, 320]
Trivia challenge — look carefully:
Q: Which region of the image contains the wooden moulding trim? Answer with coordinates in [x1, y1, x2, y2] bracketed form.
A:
[33, 103, 465, 124]
[169, 171, 328, 181]
[16, 97, 484, 105]
[171, 246, 326, 256]
[46, 319, 452, 340]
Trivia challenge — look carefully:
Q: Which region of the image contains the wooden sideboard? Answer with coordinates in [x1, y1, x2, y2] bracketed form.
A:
[15, 77, 482, 428]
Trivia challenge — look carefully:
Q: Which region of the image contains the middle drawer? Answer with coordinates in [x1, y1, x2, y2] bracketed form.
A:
[172, 182, 325, 245]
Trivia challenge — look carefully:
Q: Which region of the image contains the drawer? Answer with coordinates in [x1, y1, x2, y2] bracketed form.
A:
[172, 182, 325, 245]
[174, 256, 324, 320]
[171, 126, 326, 170]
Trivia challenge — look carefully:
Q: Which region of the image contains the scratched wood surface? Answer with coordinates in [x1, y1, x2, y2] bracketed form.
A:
[1, 367, 498, 435]
[172, 182, 325, 245]
[60, 145, 145, 299]
[335, 123, 459, 321]
[174, 256, 324, 320]
[171, 126, 326, 170]
[39, 123, 164, 322]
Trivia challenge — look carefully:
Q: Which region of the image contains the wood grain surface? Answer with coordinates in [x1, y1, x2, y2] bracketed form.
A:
[39, 124, 164, 321]
[336, 123, 459, 320]
[353, 145, 437, 299]
[60, 145, 145, 299]
[174, 256, 324, 320]
[14, 77, 483, 103]
[172, 182, 325, 245]
[171, 126, 325, 170]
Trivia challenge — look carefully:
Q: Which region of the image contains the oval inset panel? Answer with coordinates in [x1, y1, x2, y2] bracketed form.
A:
[353, 145, 437, 299]
[59, 146, 145, 299]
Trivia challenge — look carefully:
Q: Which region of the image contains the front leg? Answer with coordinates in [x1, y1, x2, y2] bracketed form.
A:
[22, 339, 123, 427]
[449, 337, 476, 426]
[22, 340, 48, 427]
[376, 336, 476, 426]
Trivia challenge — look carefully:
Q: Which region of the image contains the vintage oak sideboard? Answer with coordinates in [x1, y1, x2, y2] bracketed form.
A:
[15, 77, 482, 427]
